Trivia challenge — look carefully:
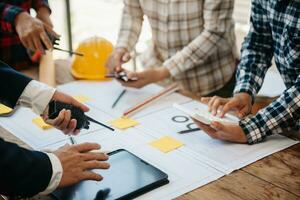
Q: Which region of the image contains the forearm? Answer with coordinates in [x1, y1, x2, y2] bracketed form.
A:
[240, 77, 300, 144]
[116, 0, 143, 51]
[0, 3, 25, 33]
[0, 138, 52, 197]
[234, 0, 274, 98]
[163, 0, 234, 76]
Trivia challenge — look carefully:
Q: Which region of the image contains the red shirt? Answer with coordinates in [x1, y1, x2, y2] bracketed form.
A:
[0, 0, 50, 70]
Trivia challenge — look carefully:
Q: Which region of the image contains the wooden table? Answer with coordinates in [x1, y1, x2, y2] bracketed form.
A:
[0, 97, 299, 200]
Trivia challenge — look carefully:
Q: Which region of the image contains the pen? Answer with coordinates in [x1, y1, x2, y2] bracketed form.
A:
[69, 135, 77, 144]
[112, 89, 126, 108]
[178, 128, 201, 134]
[53, 47, 84, 57]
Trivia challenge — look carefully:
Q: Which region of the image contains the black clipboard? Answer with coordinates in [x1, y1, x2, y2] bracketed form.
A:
[52, 149, 169, 200]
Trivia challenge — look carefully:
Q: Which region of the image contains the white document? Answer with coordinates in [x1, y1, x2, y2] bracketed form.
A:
[0, 104, 114, 149]
[58, 80, 191, 118]
[137, 101, 299, 174]
[69, 129, 224, 200]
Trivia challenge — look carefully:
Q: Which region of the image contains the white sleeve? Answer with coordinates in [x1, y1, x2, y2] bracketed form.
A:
[18, 80, 56, 115]
[39, 153, 63, 195]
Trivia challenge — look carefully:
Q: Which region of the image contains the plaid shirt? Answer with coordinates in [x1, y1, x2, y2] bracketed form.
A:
[116, 0, 238, 95]
[235, 0, 300, 144]
[0, 0, 50, 70]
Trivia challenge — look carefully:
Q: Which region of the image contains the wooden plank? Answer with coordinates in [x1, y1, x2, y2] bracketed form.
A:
[243, 144, 300, 197]
[176, 170, 299, 200]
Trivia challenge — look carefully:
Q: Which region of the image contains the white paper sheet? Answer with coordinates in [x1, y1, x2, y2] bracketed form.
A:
[64, 129, 224, 200]
[0, 104, 114, 149]
[58, 80, 191, 118]
[137, 101, 299, 174]
[0, 80, 297, 200]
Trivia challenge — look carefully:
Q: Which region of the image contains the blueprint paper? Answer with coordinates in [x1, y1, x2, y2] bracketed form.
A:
[0, 80, 297, 200]
[57, 80, 191, 118]
[0, 104, 114, 149]
[136, 100, 298, 174]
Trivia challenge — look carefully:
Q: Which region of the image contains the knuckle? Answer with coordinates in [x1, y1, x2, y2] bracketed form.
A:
[102, 162, 110, 169]
[99, 154, 108, 161]
[76, 153, 84, 159]
[90, 173, 100, 180]
[92, 160, 100, 166]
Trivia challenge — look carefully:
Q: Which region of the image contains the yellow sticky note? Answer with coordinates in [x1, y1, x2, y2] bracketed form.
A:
[150, 136, 184, 153]
[0, 104, 13, 115]
[73, 95, 91, 103]
[32, 117, 52, 130]
[109, 117, 139, 130]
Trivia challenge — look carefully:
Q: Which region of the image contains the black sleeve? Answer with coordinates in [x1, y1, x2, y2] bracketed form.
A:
[0, 60, 32, 108]
[0, 61, 52, 197]
[0, 137, 53, 197]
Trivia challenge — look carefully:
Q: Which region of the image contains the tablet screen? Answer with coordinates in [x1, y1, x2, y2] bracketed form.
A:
[53, 149, 168, 200]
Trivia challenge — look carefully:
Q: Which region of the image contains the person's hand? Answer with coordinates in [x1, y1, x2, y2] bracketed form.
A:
[36, 7, 53, 28]
[106, 47, 131, 73]
[119, 67, 171, 89]
[42, 91, 90, 135]
[15, 11, 59, 53]
[193, 120, 247, 143]
[201, 92, 252, 118]
[54, 143, 110, 187]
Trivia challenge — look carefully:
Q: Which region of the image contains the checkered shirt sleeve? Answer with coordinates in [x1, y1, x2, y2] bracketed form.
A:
[0, 3, 25, 33]
[235, 0, 300, 144]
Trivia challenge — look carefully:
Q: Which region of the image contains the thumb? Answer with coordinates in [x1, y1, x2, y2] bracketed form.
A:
[126, 71, 140, 79]
[70, 97, 89, 112]
[238, 106, 250, 118]
[53, 91, 90, 112]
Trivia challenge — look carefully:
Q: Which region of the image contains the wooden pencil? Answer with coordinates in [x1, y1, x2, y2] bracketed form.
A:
[123, 83, 179, 117]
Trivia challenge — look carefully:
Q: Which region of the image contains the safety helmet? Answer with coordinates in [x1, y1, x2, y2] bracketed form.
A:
[71, 37, 114, 80]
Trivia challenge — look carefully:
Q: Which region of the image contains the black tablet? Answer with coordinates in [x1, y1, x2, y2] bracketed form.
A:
[52, 149, 169, 200]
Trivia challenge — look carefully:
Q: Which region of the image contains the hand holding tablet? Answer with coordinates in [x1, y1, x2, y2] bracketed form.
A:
[173, 103, 239, 125]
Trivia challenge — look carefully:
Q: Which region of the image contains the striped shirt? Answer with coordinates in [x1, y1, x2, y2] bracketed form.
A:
[235, 0, 300, 144]
[116, 0, 238, 95]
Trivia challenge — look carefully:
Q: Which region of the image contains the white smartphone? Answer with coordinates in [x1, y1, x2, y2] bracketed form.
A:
[173, 103, 239, 125]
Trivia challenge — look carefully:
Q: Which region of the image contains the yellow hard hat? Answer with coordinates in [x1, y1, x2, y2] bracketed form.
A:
[71, 36, 114, 80]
